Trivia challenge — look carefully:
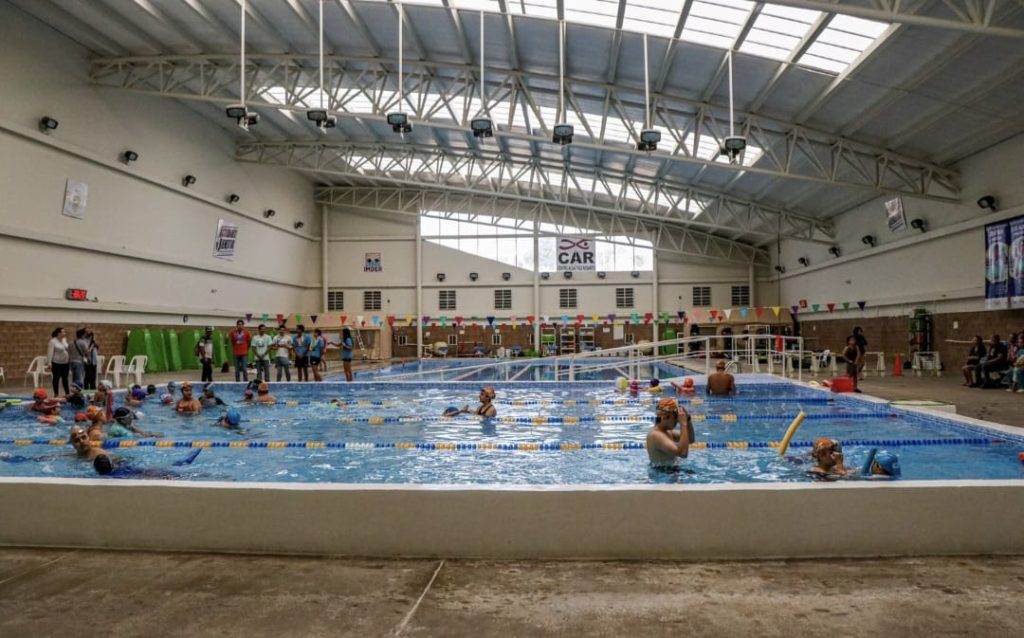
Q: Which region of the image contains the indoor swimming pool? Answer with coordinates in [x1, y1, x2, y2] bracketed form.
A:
[349, 357, 691, 382]
[2, 378, 1022, 484]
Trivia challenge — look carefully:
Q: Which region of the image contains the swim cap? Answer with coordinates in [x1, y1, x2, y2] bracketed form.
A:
[167, 381, 177, 390]
[74, 412, 88, 423]
[131, 388, 146, 400]
[160, 393, 173, 404]
[225, 409, 241, 426]
[258, 382, 269, 393]
[656, 398, 679, 413]
[874, 451, 901, 478]
[650, 378, 660, 387]
[113, 407, 133, 422]
[683, 378, 694, 387]
[443, 405, 459, 415]
[85, 405, 103, 418]
[99, 380, 113, 391]
[93, 455, 113, 475]
[33, 388, 47, 400]
[146, 384, 156, 394]
[180, 382, 192, 390]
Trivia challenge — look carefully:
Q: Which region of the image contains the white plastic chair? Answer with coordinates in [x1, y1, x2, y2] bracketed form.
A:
[125, 356, 148, 387]
[104, 355, 127, 388]
[24, 356, 50, 388]
[433, 341, 449, 358]
[93, 355, 106, 381]
[0, 366, 5, 385]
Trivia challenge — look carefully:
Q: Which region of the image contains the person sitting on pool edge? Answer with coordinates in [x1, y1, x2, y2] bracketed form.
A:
[109, 407, 163, 438]
[175, 382, 202, 414]
[255, 381, 276, 404]
[670, 377, 696, 395]
[214, 408, 242, 429]
[646, 398, 692, 466]
[706, 360, 736, 396]
[443, 387, 498, 418]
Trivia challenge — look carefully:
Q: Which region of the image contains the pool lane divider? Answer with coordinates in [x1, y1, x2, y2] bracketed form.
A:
[0, 437, 1000, 451]
[299, 412, 895, 425]
[271, 397, 835, 407]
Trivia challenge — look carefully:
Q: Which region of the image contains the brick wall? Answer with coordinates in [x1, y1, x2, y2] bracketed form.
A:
[797, 309, 1024, 370]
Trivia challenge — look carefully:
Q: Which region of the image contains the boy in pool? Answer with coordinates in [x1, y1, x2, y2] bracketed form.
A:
[255, 381, 276, 404]
[670, 378, 696, 395]
[109, 407, 163, 438]
[646, 398, 693, 466]
[160, 381, 178, 405]
[214, 408, 243, 429]
[200, 384, 225, 407]
[65, 383, 87, 409]
[648, 378, 663, 394]
[125, 386, 147, 407]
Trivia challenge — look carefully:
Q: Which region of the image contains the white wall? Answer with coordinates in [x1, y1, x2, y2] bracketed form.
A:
[774, 132, 1024, 320]
[0, 2, 321, 325]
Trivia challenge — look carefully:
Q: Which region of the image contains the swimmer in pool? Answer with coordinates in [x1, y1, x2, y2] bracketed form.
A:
[648, 378, 663, 394]
[442, 387, 497, 418]
[255, 381, 276, 404]
[68, 426, 107, 461]
[214, 408, 243, 429]
[646, 398, 692, 465]
[84, 405, 108, 441]
[706, 360, 737, 396]
[65, 383, 87, 409]
[27, 388, 63, 414]
[109, 407, 163, 438]
[670, 377, 696, 395]
[160, 381, 178, 405]
[175, 382, 202, 414]
[860, 448, 901, 480]
[146, 384, 157, 397]
[125, 386, 147, 407]
[200, 384, 225, 407]
[809, 438, 852, 477]
[91, 454, 182, 479]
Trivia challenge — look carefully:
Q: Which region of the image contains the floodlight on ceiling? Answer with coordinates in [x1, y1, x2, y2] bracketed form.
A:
[828, 246, 841, 258]
[471, 11, 494, 140]
[471, 118, 493, 138]
[391, 4, 412, 136]
[720, 50, 747, 164]
[862, 235, 876, 247]
[308, 1, 336, 135]
[798, 257, 809, 267]
[387, 112, 412, 134]
[226, 1, 258, 131]
[552, 123, 574, 145]
[39, 116, 58, 134]
[910, 218, 927, 233]
[637, 34, 661, 153]
[552, 19, 573, 147]
[977, 195, 997, 212]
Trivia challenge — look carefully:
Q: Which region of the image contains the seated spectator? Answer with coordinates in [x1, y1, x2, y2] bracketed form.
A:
[974, 334, 1009, 388]
[961, 335, 986, 386]
[1009, 334, 1024, 393]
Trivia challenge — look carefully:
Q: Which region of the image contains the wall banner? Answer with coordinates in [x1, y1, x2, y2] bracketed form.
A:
[985, 220, 1010, 310]
[62, 178, 88, 219]
[213, 219, 239, 260]
[364, 252, 382, 272]
[1009, 215, 1024, 308]
[556, 237, 595, 271]
[884, 197, 906, 233]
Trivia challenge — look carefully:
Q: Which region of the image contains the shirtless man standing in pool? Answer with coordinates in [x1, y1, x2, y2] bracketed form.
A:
[68, 426, 108, 461]
[706, 360, 736, 396]
[646, 398, 692, 465]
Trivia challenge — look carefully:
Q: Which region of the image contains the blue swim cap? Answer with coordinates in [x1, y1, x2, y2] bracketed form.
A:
[874, 451, 901, 477]
[443, 405, 459, 415]
[225, 409, 241, 426]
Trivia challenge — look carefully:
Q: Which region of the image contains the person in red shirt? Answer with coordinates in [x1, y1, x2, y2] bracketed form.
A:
[230, 319, 252, 382]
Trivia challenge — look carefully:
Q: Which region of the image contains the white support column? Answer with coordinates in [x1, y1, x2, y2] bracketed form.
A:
[321, 205, 329, 312]
[416, 219, 423, 358]
[748, 262, 756, 308]
[652, 249, 659, 343]
[533, 221, 540, 350]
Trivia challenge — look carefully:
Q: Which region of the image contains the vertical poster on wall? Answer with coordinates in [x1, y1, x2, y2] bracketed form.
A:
[556, 237, 595, 271]
[984, 220, 1010, 309]
[62, 178, 88, 219]
[1010, 215, 1024, 308]
[364, 252, 382, 272]
[213, 219, 239, 260]
[884, 197, 906, 233]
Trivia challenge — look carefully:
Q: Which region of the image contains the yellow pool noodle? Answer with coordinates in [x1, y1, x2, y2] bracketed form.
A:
[777, 411, 807, 457]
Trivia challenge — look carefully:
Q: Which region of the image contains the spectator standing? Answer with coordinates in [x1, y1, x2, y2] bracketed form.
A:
[292, 324, 312, 382]
[309, 328, 326, 382]
[230, 320, 252, 383]
[251, 324, 273, 382]
[195, 327, 215, 383]
[341, 327, 354, 382]
[852, 326, 868, 379]
[47, 327, 71, 396]
[69, 328, 89, 389]
[83, 328, 99, 389]
[274, 326, 292, 382]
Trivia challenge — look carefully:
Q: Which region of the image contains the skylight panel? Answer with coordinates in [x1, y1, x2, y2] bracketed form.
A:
[506, 0, 558, 19]
[797, 13, 889, 74]
[563, 0, 620, 29]
[623, 0, 685, 38]
[738, 5, 821, 61]
[680, 0, 754, 50]
[449, 0, 501, 11]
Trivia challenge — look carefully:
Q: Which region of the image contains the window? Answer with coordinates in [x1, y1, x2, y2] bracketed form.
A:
[624, 332, 636, 345]
[327, 290, 344, 311]
[363, 290, 381, 311]
[439, 289, 457, 311]
[447, 334, 458, 346]
[397, 335, 408, 346]
[615, 287, 634, 309]
[731, 285, 750, 307]
[559, 288, 577, 309]
[692, 286, 711, 307]
[491, 333, 502, 346]
[494, 289, 512, 310]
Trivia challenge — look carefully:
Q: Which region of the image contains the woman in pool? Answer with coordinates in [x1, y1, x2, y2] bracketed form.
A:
[175, 382, 202, 414]
[444, 387, 498, 418]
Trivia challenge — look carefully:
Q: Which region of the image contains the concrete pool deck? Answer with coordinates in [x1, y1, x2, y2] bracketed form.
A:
[2, 548, 1023, 637]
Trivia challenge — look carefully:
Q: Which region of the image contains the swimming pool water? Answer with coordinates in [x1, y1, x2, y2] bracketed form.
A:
[2, 380, 1022, 484]
[351, 357, 690, 382]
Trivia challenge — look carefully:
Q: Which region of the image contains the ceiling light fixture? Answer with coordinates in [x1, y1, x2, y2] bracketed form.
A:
[181, 174, 196, 187]
[121, 150, 139, 163]
[638, 33, 660, 152]
[471, 11, 493, 139]
[264, 209, 276, 218]
[307, 1, 336, 133]
[226, 0, 258, 131]
[862, 235, 876, 247]
[910, 218, 927, 233]
[387, 4, 412, 135]
[227, 193, 240, 204]
[798, 257, 809, 267]
[552, 19, 573, 145]
[977, 195, 997, 212]
[293, 221, 305, 230]
[721, 50, 746, 164]
[828, 246, 841, 258]
[38, 116, 58, 134]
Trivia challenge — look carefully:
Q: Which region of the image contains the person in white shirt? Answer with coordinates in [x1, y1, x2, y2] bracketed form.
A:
[251, 324, 274, 382]
[47, 327, 71, 396]
[274, 326, 293, 382]
[195, 327, 215, 383]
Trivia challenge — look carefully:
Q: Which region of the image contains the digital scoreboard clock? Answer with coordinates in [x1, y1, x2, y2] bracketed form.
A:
[65, 288, 88, 301]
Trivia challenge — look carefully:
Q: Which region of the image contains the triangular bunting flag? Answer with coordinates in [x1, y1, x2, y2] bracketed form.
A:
[811, 304, 819, 313]
[261, 313, 269, 322]
[310, 314, 318, 324]
[739, 307, 748, 318]
[386, 315, 395, 326]
[755, 307, 765, 318]
[561, 314, 569, 325]
[677, 310, 685, 320]
[422, 316, 430, 326]
[692, 310, 702, 322]
[608, 313, 617, 324]
[486, 316, 495, 327]
[826, 303, 835, 313]
[842, 302, 850, 311]
[454, 316, 463, 326]
[790, 306, 798, 315]
[771, 306, 781, 318]
[644, 312, 653, 324]
[245, 313, 252, 323]
[440, 316, 448, 326]
[857, 301, 866, 311]
[709, 309, 718, 320]
[723, 308, 733, 319]
[339, 315, 347, 325]
[295, 314, 303, 324]
[592, 314, 600, 323]
[406, 316, 414, 326]
[630, 312, 639, 324]
[276, 313, 284, 323]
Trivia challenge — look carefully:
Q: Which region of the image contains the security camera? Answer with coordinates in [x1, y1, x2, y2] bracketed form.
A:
[436, 273, 446, 282]
[597, 271, 606, 279]
[122, 150, 139, 163]
[630, 271, 640, 278]
[387, 112, 412, 134]
[637, 129, 661, 152]
[977, 195, 997, 212]
[471, 118, 493, 139]
[226, 104, 259, 131]
[798, 257, 809, 267]
[828, 246, 841, 257]
[862, 235, 876, 247]
[39, 116, 59, 134]
[182, 174, 197, 187]
[721, 136, 747, 164]
[306, 109, 337, 132]
[552, 123, 574, 145]
[541, 272, 550, 280]
[910, 218, 927, 233]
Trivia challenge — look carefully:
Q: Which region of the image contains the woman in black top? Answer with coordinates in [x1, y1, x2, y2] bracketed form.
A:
[852, 326, 867, 379]
[842, 336, 860, 392]
[961, 335, 986, 386]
